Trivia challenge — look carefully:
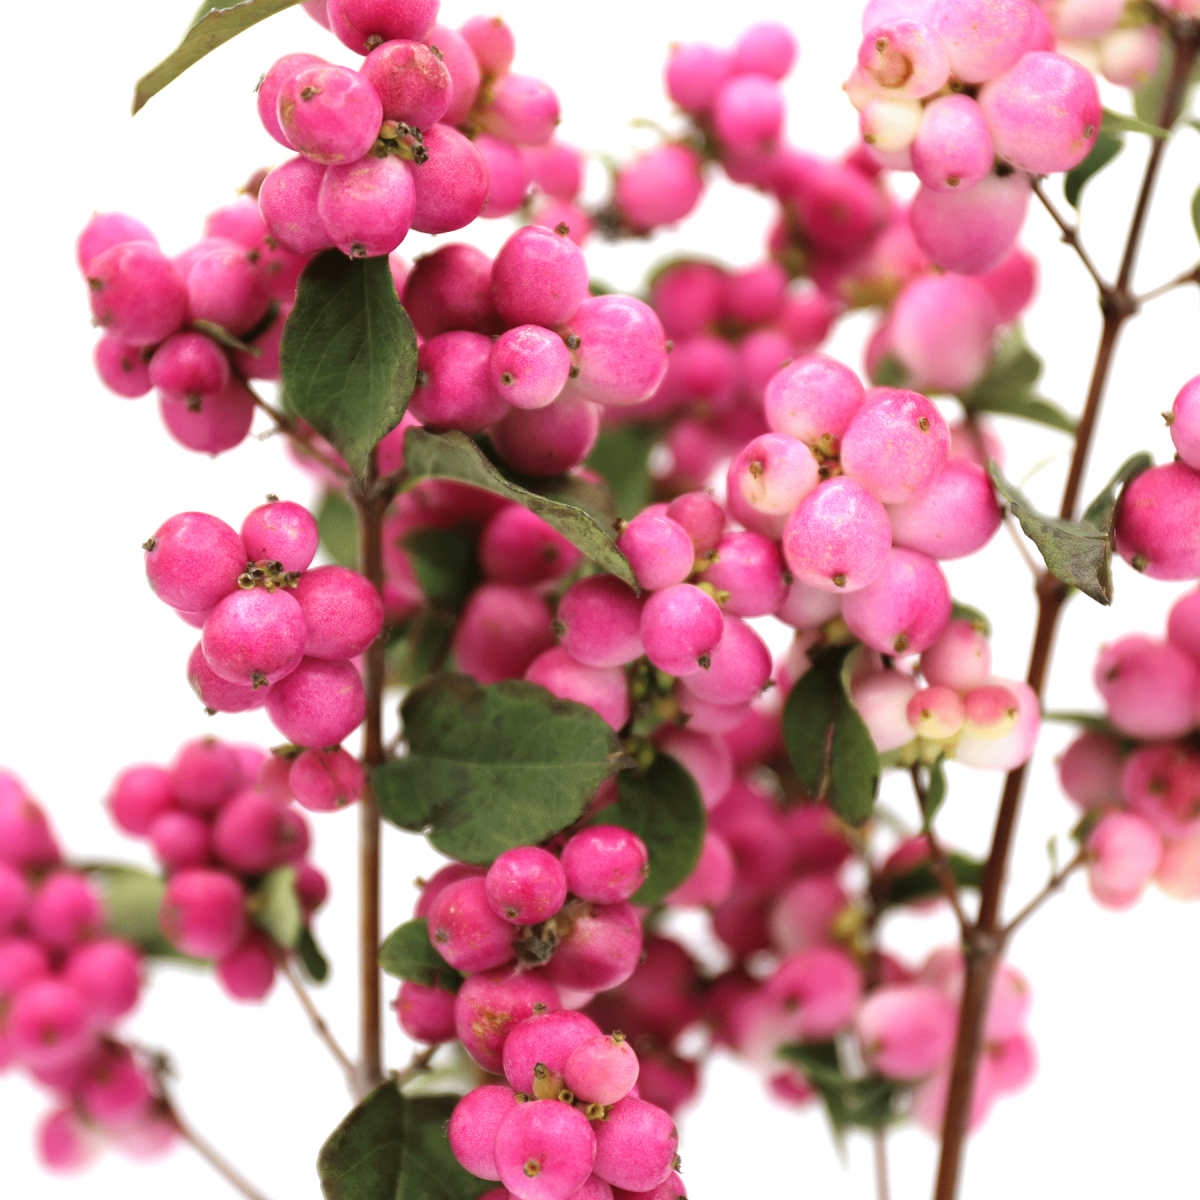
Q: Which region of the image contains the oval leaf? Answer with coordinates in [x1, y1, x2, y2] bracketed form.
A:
[399, 1096, 494, 1200]
[85, 864, 186, 960]
[318, 1083, 405, 1200]
[374, 674, 630, 864]
[250, 866, 302, 949]
[297, 926, 330, 983]
[134, 0, 303, 113]
[1101, 107, 1169, 138]
[1064, 129, 1123, 209]
[585, 424, 658, 520]
[402, 427, 637, 590]
[960, 330, 1076, 433]
[379, 918, 463, 992]
[282, 251, 418, 481]
[591, 754, 707, 906]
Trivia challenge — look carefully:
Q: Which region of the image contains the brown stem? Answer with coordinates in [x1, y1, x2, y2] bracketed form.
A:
[279, 954, 357, 1089]
[1136, 262, 1200, 304]
[394, 1045, 438, 1089]
[353, 458, 388, 1098]
[1029, 177, 1110, 294]
[909, 766, 969, 933]
[1003, 849, 1089, 939]
[873, 1129, 892, 1200]
[933, 26, 1200, 1200]
[249, 391, 351, 483]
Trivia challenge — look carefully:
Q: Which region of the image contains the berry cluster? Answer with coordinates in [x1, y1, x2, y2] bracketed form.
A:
[107, 737, 329, 998]
[143, 497, 382, 750]
[0, 772, 175, 1172]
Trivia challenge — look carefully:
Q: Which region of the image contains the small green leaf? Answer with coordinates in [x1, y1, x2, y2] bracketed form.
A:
[282, 252, 418, 481]
[402, 530, 480, 613]
[921, 757, 947, 831]
[949, 602, 991, 637]
[869, 355, 909, 388]
[402, 428, 636, 590]
[251, 867, 303, 950]
[1081, 452, 1153, 533]
[133, 0, 303, 114]
[1101, 107, 1170, 138]
[1192, 183, 1200, 245]
[585, 424, 658, 520]
[778, 1043, 903, 1137]
[883, 852, 985, 908]
[398, 1096, 494, 1200]
[375, 674, 629, 863]
[297, 927, 330, 983]
[317, 490, 358, 568]
[191, 319, 260, 356]
[960, 330, 1076, 434]
[318, 1082, 405, 1200]
[782, 645, 880, 826]
[1064, 129, 1123, 209]
[85, 865, 183, 960]
[379, 919, 463, 992]
[593, 754, 707, 906]
[1041, 710, 1119, 735]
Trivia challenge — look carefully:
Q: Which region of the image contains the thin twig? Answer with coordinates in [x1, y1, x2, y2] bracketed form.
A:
[1136, 263, 1200, 304]
[1002, 850, 1088, 939]
[1029, 177, 1111, 295]
[394, 1045, 438, 1089]
[250, 390, 351, 482]
[279, 954, 357, 1089]
[908, 766, 970, 933]
[1002, 513, 1041, 580]
[874, 1129, 892, 1200]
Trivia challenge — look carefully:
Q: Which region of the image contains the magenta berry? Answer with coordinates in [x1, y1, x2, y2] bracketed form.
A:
[396, 979, 457, 1043]
[911, 94, 993, 193]
[541, 901, 642, 992]
[170, 737, 243, 814]
[277, 64, 383, 164]
[86, 242, 187, 347]
[428, 876, 517, 974]
[461, 14, 516, 73]
[185, 243, 271, 335]
[1169, 376, 1200, 470]
[764, 354, 865, 449]
[781, 477, 892, 594]
[453, 967, 562, 1072]
[212, 790, 308, 874]
[294, 565, 385, 660]
[856, 984, 958, 1079]
[655, 728, 733, 809]
[840, 387, 949, 503]
[555, 576, 644, 669]
[327, 0, 437, 52]
[700, 531, 787, 618]
[76, 210, 157, 272]
[486, 846, 568, 926]
[361, 39, 450, 125]
[680, 612, 772, 708]
[480, 506, 582, 585]
[453, 584, 554, 684]
[431, 21, 481, 124]
[562, 826, 650, 905]
[265, 656, 367, 748]
[477, 133, 533, 218]
[0, 863, 29, 935]
[258, 52, 327, 146]
[403, 244, 499, 337]
[258, 156, 334, 255]
[187, 642, 268, 714]
[591, 1097, 677, 1193]
[107, 764, 173, 836]
[891, 274, 999, 393]
[159, 868, 246, 959]
[490, 325, 573, 410]
[665, 492, 724, 554]
[1121, 743, 1200, 840]
[289, 747, 364, 812]
[502, 1009, 603, 1094]
[921, 619, 992, 691]
[490, 393, 601, 477]
[565, 1034, 640, 1107]
[1057, 732, 1125, 809]
[492, 226, 589, 330]
[561, 296, 670, 408]
[615, 144, 705, 233]
[639, 584, 724, 677]
[617, 513, 695, 591]
[94, 335, 153, 398]
[449, 1085, 520, 1180]
[1094, 635, 1200, 739]
[480, 73, 561, 146]
[415, 863, 486, 919]
[841, 547, 951, 655]
[777, 577, 841, 630]
[910, 171, 1031, 277]
[665, 42, 733, 113]
[1116, 461, 1200, 579]
[319, 153, 415, 259]
[240, 500, 319, 574]
[494, 1099, 597, 1200]
[665, 826, 736, 904]
[650, 261, 724, 338]
[63, 939, 140, 1027]
[159, 380, 256, 456]
[525, 648, 631, 732]
[727, 433, 820, 537]
[29, 872, 103, 950]
[410, 123, 490, 235]
[216, 931, 277, 1002]
[9, 981, 94, 1071]
[148, 332, 229, 400]
[888, 458, 1002, 560]
[411, 331, 509, 432]
[201, 587, 306, 687]
[149, 810, 212, 871]
[713, 73, 784, 150]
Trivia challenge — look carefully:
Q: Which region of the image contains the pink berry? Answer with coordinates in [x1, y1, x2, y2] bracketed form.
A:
[159, 378, 255, 456]
[461, 15, 516, 73]
[201, 587, 306, 687]
[186, 242, 270, 335]
[29, 872, 103, 950]
[216, 930, 276, 1001]
[680, 613, 772, 708]
[1121, 743, 1200, 840]
[713, 73, 784, 150]
[769, 874, 847, 954]
[148, 332, 229, 400]
[490, 392, 601, 476]
[150, 810, 212, 871]
[853, 670, 920, 752]
[674, 688, 752, 736]
[396, 979, 457, 1043]
[777, 577, 841, 630]
[490, 325, 573, 410]
[615, 144, 704, 233]
[617, 513, 695, 591]
[93, 335, 153, 397]
[107, 764, 173, 836]
[278, 64, 382, 164]
[933, 0, 1035, 82]
[1057, 732, 1125, 809]
[428, 876, 517, 973]
[86, 242, 187, 346]
[561, 827, 649, 905]
[213, 790, 308, 874]
[734, 21, 797, 78]
[1169, 376, 1200, 470]
[650, 261, 724, 339]
[503, 1009, 602, 1093]
[561, 297, 670, 408]
[487, 846, 568, 926]
[36, 1107, 96, 1171]
[295, 862, 328, 915]
[76, 211, 158, 272]
[1116, 462, 1200, 579]
[454, 584, 554, 683]
[655, 728, 733, 809]
[494, 1099, 597, 1200]
[911, 94, 994, 193]
[327, 0, 437, 52]
[639, 584, 724, 677]
[9, 982, 93, 1071]
[700, 531, 787, 624]
[449, 1085, 521, 1180]
[891, 273, 999, 393]
[411, 331, 509, 432]
[962, 683, 1021, 739]
[665, 492, 724, 554]
[415, 862, 486, 919]
[258, 52, 327, 146]
[429, 20, 481, 122]
[493, 226, 589, 330]
[1169, 585, 1200, 662]
[727, 433, 820, 537]
[294, 565, 385, 660]
[525, 648, 631, 732]
[411, 123, 491, 235]
[1087, 812, 1163, 909]
[523, 140, 584, 201]
[888, 458, 1002, 559]
[555, 576, 644, 669]
[907, 685, 966, 739]
[858, 18, 950, 96]
[565, 1034, 640, 1107]
[319, 153, 415, 259]
[480, 507, 582, 586]
[842, 547, 952, 655]
[954, 678, 1041, 771]
[763, 354, 865, 449]
[159, 869, 246, 959]
[766, 946, 863, 1041]
[259, 156, 335, 255]
[541, 901, 642, 992]
[856, 984, 958, 1079]
[840, 387, 949, 503]
[361, 39, 450, 125]
[0, 864, 28, 935]
[240, 500, 319, 574]
[478, 133, 533, 218]
[591, 1097, 677, 1193]
[921, 619, 992, 690]
[910, 170, 1031, 276]
[1095, 635, 1200, 739]
[480, 74, 561, 146]
[781, 477, 892, 593]
[187, 642, 267, 714]
[403, 243, 500, 337]
[664, 827, 736, 905]
[976, 247, 1038, 323]
[289, 747, 364, 812]
[665, 43, 733, 113]
[170, 737, 243, 814]
[454, 967, 562, 1072]
[265, 657, 367, 747]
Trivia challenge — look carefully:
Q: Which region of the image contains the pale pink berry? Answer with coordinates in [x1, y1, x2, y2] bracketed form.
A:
[1155, 834, 1200, 900]
[977, 247, 1037, 324]
[289, 747, 363, 812]
[411, 123, 491, 235]
[525, 648, 631, 732]
[727, 433, 820, 537]
[910, 171, 1032, 276]
[478, 133, 533, 218]
[481, 507, 582, 585]
[396, 979, 456, 1043]
[680, 613, 772, 708]
[665, 492, 724, 554]
[566, 1034, 640, 1107]
[764, 354, 865, 450]
[259, 156, 335, 255]
[411, 331, 510, 432]
[490, 393, 600, 476]
[665, 43, 733, 113]
[769, 874, 847, 955]
[910, 94, 994, 192]
[650, 261, 725, 339]
[480, 73, 560, 145]
[921, 619, 992, 691]
[1095, 635, 1200, 739]
[852, 670, 919, 752]
[76, 210, 158, 272]
[150, 810, 211, 871]
[592, 1097, 677, 1193]
[428, 876, 517, 973]
[86, 241, 188, 347]
[617, 513, 695, 591]
[201, 588, 306, 687]
[700, 531, 787, 618]
[486, 846, 568, 925]
[503, 1008, 602, 1094]
[461, 14, 516, 73]
[555, 576, 644, 669]
[1045, 0, 1126, 38]
[107, 764, 173, 836]
[713, 73, 784, 149]
[159, 869, 246, 959]
[453, 585, 554, 684]
[495, 1099, 597, 1200]
[361, 39, 450, 126]
[961, 684, 1021, 739]
[888, 458, 1002, 560]
[431, 21, 481, 124]
[640, 584, 724, 677]
[895, 272, 1000, 392]
[777, 577, 841, 630]
[655, 727, 733, 809]
[213, 790, 308, 873]
[858, 18, 950, 96]
[664, 828, 736, 905]
[860, 95, 924, 154]
[1121, 743, 1200, 840]
[615, 144, 705, 232]
[840, 387, 949, 503]
[319, 153, 415, 259]
[449, 1085, 520, 1180]
[561, 827, 649, 905]
[490, 326, 572, 410]
[1116, 462, 1200, 579]
[1087, 812, 1163, 909]
[1057, 732, 1125, 809]
[29, 872, 103, 950]
[978, 51, 1101, 173]
[561, 297, 670, 408]
[857, 984, 958, 1079]
[955, 678, 1040, 770]
[402, 245, 496, 336]
[241, 500, 319, 574]
[781, 477, 892, 594]
[541, 901, 642, 992]
[454, 968, 562, 1072]
[187, 642, 267, 714]
[907, 685, 966, 739]
[265, 657, 367, 747]
[294, 565, 385, 660]
[1101, 25, 1162, 87]
[842, 547, 951, 655]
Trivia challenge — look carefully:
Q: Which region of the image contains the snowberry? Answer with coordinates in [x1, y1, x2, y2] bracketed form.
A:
[403, 244, 500, 337]
[842, 547, 951, 655]
[453, 585, 554, 684]
[555, 576, 644, 669]
[480, 74, 561, 146]
[490, 326, 573, 410]
[258, 52, 327, 146]
[561, 827, 649, 905]
[654, 727, 733, 809]
[681, 613, 772, 708]
[1169, 376, 1200, 470]
[561, 297, 670, 408]
[410, 124, 491, 235]
[149, 810, 211, 871]
[149, 332, 229, 400]
[213, 790, 308, 874]
[665, 492, 724, 554]
[962, 684, 1021, 740]
[1094, 635, 1200, 739]
[259, 156, 335, 255]
[781, 477, 892, 594]
[888, 458, 1002, 559]
[265, 657, 367, 747]
[395, 979, 456, 1043]
[1121, 743, 1200, 840]
[666, 43, 733, 113]
[240, 501, 319, 575]
[87, 242, 188, 347]
[454, 968, 562, 1072]
[8, 982, 93, 1071]
[540, 901, 643, 992]
[94, 336, 153, 397]
[769, 874, 847, 955]
[490, 393, 601, 476]
[411, 331, 509, 432]
[319, 153, 415, 258]
[592, 1097, 678, 1193]
[294, 565, 385, 660]
[617, 513, 695, 591]
[502, 1008, 602, 1094]
[361, 39, 450, 126]
[289, 747, 364, 812]
[29, 873, 103, 950]
[494, 1099, 597, 1200]
[858, 18, 950, 97]
[450, 1085, 521, 1180]
[525, 648, 631, 732]
[327, 0, 438, 53]
[727, 434, 820, 535]
[1116, 462, 1200, 580]
[857, 984, 958, 1079]
[201, 588, 307, 687]
[427, 876, 517, 974]
[909, 171, 1032, 276]
[1087, 812, 1164, 909]
[565, 1034, 640, 1107]
[615, 145, 705, 233]
[713, 73, 784, 149]
[159, 379, 256, 456]
[159, 869, 246, 959]
[486, 846, 568, 926]
[478, 133, 533, 217]
[187, 642, 267, 714]
[639, 584, 724, 677]
[76, 211, 158, 272]
[461, 15, 516, 74]
[107, 764, 173, 836]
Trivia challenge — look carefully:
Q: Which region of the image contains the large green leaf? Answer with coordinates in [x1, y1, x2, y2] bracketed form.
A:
[585, 424, 658, 520]
[959, 330, 1075, 433]
[989, 452, 1151, 605]
[375, 674, 629, 864]
[398, 1096, 493, 1200]
[782, 646, 880, 826]
[1065, 129, 1123, 209]
[133, 0, 303, 114]
[318, 1083, 406, 1200]
[402, 428, 636, 590]
[282, 252, 418, 481]
[378, 918, 463, 992]
[592, 754, 706, 906]
[250, 866, 303, 950]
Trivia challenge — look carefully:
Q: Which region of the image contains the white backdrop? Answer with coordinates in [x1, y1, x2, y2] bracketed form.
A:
[3, 1, 1199, 1196]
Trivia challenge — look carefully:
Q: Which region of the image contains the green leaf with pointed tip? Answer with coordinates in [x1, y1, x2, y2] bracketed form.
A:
[585, 423, 658, 520]
[869, 355, 909, 388]
[1081, 452, 1153, 533]
[297, 927, 329, 983]
[592, 754, 707, 906]
[782, 645, 879, 826]
[251, 866, 302, 950]
[950, 602, 992, 638]
[133, 0, 303, 114]
[379, 919, 463, 992]
[282, 251, 418, 481]
[402, 428, 636, 590]
[960, 330, 1076, 433]
[1101, 107, 1169, 138]
[398, 1096, 494, 1200]
[920, 757, 947, 831]
[318, 1083, 405, 1200]
[317, 490, 358, 569]
[375, 674, 630, 864]
[1065, 129, 1123, 209]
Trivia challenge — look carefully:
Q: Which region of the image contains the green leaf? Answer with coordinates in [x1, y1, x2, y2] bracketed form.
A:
[386, 609, 457, 688]
[402, 428, 636, 590]
[402, 530, 480, 613]
[1101, 107, 1169, 138]
[282, 251, 418, 482]
[297, 927, 330, 983]
[1064, 129, 1123, 209]
[990, 452, 1151, 606]
[318, 1082, 405, 1200]
[960, 330, 1076, 434]
[375, 674, 629, 864]
[317, 490, 358, 569]
[920, 757, 947, 830]
[592, 754, 706, 906]
[1041, 709, 1119, 736]
[869, 355, 909, 389]
[86, 865, 183, 960]
[782, 646, 880, 826]
[950, 602, 991, 637]
[585, 424, 658, 521]
[133, 0, 303, 114]
[883, 852, 985, 908]
[379, 919, 463, 992]
[251, 867, 303, 950]
[778, 1043, 903, 1136]
[398, 1096, 494, 1200]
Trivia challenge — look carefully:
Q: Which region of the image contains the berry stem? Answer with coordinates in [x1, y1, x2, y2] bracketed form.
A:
[353, 456, 388, 1097]
[932, 23, 1200, 1200]
[248, 387, 352, 483]
[908, 766, 969, 934]
[1028, 177, 1109, 295]
[873, 1129, 892, 1200]
[278, 952, 357, 1089]
[1001, 848, 1089, 940]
